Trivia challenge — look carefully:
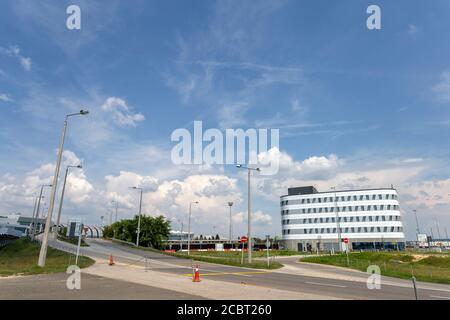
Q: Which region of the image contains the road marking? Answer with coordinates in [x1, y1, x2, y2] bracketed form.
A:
[182, 271, 271, 277]
[429, 295, 450, 300]
[305, 281, 347, 288]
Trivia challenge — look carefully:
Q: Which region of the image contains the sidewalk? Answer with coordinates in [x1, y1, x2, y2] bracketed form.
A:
[83, 258, 339, 300]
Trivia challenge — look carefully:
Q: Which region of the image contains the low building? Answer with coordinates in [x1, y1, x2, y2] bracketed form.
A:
[0, 214, 46, 237]
[280, 186, 406, 251]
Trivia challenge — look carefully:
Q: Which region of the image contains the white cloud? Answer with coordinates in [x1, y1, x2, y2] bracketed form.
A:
[0, 45, 32, 71]
[408, 24, 417, 35]
[217, 102, 249, 127]
[232, 210, 272, 224]
[433, 71, 450, 102]
[0, 93, 13, 102]
[101, 97, 145, 127]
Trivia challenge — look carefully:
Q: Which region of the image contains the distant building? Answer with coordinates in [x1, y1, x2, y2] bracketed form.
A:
[168, 230, 193, 241]
[280, 186, 406, 251]
[0, 214, 46, 237]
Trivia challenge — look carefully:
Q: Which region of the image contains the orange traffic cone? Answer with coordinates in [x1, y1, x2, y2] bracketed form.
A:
[108, 254, 115, 266]
[193, 265, 201, 282]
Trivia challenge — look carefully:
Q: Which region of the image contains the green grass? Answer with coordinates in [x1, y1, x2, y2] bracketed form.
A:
[166, 251, 284, 269]
[186, 249, 303, 258]
[57, 234, 89, 247]
[107, 239, 284, 269]
[0, 238, 95, 277]
[301, 251, 450, 284]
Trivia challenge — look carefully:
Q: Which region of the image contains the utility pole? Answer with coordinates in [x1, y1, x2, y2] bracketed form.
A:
[435, 218, 442, 240]
[187, 201, 199, 255]
[30, 196, 38, 238]
[56, 165, 82, 234]
[178, 219, 184, 251]
[38, 110, 89, 267]
[228, 202, 233, 243]
[236, 165, 260, 264]
[413, 209, 420, 235]
[130, 187, 143, 247]
[331, 187, 342, 252]
[32, 185, 51, 241]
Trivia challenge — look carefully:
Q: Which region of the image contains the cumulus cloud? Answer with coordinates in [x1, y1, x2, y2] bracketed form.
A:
[0, 45, 32, 71]
[101, 97, 145, 127]
[232, 210, 272, 225]
[0, 150, 94, 216]
[0, 93, 13, 103]
[433, 71, 450, 102]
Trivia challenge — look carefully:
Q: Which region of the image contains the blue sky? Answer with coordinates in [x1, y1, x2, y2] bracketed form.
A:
[1, 0, 450, 240]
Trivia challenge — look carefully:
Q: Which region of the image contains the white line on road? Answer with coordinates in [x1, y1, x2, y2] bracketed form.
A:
[305, 281, 347, 288]
[429, 295, 450, 300]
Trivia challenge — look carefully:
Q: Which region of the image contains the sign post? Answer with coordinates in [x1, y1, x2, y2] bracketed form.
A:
[75, 223, 83, 265]
[343, 238, 349, 266]
[265, 235, 271, 268]
[240, 236, 248, 265]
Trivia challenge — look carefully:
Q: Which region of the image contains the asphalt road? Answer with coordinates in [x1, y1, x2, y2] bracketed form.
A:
[75, 239, 450, 300]
[0, 272, 204, 300]
[4, 238, 450, 300]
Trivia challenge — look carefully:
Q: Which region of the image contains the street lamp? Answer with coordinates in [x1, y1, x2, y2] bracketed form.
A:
[228, 202, 234, 243]
[331, 186, 343, 252]
[236, 164, 260, 263]
[31, 184, 52, 241]
[38, 109, 89, 267]
[413, 209, 420, 236]
[111, 200, 119, 223]
[55, 164, 83, 234]
[130, 187, 143, 247]
[178, 218, 184, 251]
[187, 201, 199, 255]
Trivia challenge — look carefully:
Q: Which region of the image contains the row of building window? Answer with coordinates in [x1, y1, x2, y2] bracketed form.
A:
[282, 226, 404, 235]
[282, 215, 401, 225]
[281, 204, 400, 215]
[281, 193, 398, 206]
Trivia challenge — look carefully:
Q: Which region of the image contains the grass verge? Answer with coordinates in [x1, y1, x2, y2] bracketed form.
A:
[57, 234, 89, 247]
[164, 251, 284, 269]
[106, 238, 283, 269]
[0, 238, 95, 277]
[301, 251, 450, 284]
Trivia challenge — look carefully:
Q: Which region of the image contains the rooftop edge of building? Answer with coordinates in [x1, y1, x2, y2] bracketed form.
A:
[281, 186, 397, 198]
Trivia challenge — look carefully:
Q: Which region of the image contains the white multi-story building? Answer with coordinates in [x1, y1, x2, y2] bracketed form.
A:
[280, 186, 406, 251]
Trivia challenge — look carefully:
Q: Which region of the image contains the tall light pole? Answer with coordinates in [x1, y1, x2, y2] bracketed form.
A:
[130, 187, 143, 247]
[435, 218, 442, 240]
[38, 109, 89, 267]
[178, 218, 184, 251]
[187, 201, 199, 255]
[331, 186, 342, 252]
[31, 184, 51, 241]
[236, 165, 260, 263]
[55, 164, 83, 233]
[111, 200, 119, 223]
[30, 196, 39, 237]
[228, 202, 233, 242]
[413, 209, 420, 236]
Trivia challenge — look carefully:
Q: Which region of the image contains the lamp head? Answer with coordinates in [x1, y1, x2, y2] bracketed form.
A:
[76, 164, 83, 169]
[79, 109, 89, 115]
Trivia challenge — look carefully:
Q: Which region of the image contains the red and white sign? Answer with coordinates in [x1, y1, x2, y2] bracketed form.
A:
[343, 238, 349, 244]
[240, 236, 248, 243]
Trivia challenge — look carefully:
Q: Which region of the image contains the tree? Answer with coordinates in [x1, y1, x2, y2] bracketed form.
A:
[103, 215, 170, 250]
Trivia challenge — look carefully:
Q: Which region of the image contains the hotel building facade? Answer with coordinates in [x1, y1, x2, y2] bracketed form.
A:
[280, 186, 406, 251]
